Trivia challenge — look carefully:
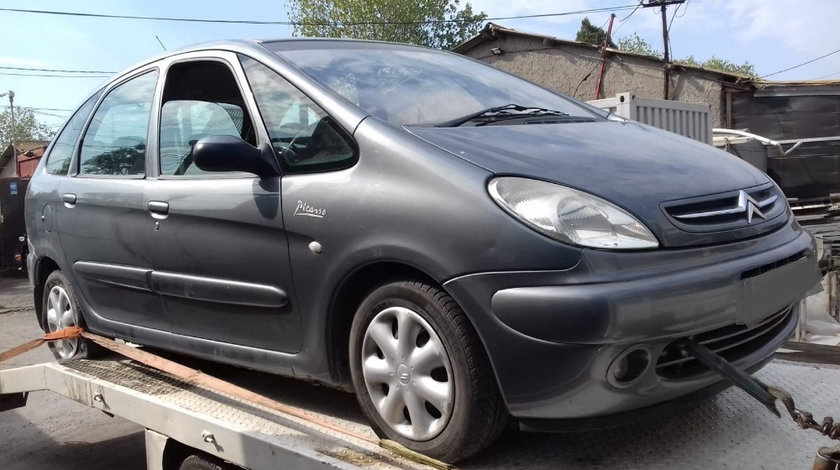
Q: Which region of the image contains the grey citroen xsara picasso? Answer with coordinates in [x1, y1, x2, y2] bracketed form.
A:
[26, 39, 819, 461]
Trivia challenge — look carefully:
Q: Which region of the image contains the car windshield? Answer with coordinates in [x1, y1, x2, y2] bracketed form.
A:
[267, 41, 601, 127]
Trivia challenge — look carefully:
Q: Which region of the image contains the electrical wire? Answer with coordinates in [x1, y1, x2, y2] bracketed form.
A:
[0, 5, 639, 26]
[815, 70, 840, 80]
[0, 71, 109, 78]
[1, 106, 74, 113]
[759, 48, 840, 79]
[0, 65, 115, 74]
[612, 0, 643, 36]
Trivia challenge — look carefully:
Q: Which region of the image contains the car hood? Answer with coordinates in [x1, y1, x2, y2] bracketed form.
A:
[408, 121, 785, 247]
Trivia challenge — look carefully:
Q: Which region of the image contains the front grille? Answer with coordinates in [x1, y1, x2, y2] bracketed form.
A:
[662, 184, 785, 232]
[656, 306, 795, 379]
[741, 250, 808, 280]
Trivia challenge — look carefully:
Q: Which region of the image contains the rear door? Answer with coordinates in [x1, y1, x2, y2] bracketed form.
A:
[56, 69, 165, 329]
[143, 52, 301, 352]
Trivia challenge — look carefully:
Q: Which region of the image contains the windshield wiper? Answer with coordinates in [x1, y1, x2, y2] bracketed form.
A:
[436, 104, 570, 128]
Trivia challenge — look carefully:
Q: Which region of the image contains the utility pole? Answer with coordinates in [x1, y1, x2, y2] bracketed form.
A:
[642, 0, 685, 100]
[594, 13, 616, 100]
[0, 90, 15, 176]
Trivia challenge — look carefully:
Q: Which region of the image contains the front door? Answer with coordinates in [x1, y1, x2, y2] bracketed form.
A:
[143, 54, 301, 352]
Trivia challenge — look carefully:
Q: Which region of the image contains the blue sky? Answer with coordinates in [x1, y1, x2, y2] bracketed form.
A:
[2, 0, 839, 130]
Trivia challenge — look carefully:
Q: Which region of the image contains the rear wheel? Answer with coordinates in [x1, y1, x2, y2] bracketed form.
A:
[178, 454, 235, 470]
[42, 270, 103, 360]
[349, 280, 507, 462]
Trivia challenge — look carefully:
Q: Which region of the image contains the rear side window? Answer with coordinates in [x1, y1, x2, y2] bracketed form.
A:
[45, 91, 102, 175]
[239, 55, 356, 173]
[80, 70, 158, 176]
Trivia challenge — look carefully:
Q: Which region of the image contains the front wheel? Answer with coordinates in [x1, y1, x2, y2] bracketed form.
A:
[349, 280, 507, 462]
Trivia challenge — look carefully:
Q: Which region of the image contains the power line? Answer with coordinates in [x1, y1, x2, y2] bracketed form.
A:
[0, 71, 109, 78]
[612, 0, 643, 36]
[0, 5, 638, 26]
[815, 70, 840, 80]
[0, 65, 115, 74]
[1, 106, 74, 112]
[759, 48, 840, 79]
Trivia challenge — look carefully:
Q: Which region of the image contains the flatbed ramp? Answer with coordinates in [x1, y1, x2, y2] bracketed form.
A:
[0, 358, 437, 470]
[2, 357, 840, 469]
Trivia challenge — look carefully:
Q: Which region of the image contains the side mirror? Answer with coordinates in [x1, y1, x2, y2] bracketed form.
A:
[192, 135, 280, 178]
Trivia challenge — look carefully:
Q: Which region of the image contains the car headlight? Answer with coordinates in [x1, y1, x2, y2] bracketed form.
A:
[487, 177, 659, 249]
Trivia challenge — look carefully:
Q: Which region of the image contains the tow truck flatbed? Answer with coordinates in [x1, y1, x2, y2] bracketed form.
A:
[0, 357, 438, 470]
[2, 353, 840, 469]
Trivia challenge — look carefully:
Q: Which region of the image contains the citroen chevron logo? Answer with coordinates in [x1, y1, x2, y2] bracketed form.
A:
[672, 189, 777, 224]
[738, 190, 766, 224]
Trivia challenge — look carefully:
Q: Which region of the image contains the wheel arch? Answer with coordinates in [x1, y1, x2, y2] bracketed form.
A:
[326, 261, 477, 386]
[32, 256, 61, 329]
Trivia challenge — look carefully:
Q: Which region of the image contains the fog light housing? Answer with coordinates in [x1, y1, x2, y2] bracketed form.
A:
[608, 346, 652, 386]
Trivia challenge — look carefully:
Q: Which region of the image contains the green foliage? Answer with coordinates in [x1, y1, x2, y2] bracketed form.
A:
[286, 0, 487, 50]
[0, 107, 53, 147]
[680, 55, 756, 77]
[617, 33, 757, 77]
[616, 33, 661, 57]
[575, 17, 616, 48]
[82, 146, 144, 175]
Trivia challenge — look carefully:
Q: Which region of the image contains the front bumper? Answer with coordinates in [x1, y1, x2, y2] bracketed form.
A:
[443, 219, 818, 420]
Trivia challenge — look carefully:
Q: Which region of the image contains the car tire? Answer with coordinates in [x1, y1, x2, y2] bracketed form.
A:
[349, 280, 507, 462]
[178, 454, 234, 470]
[42, 270, 105, 361]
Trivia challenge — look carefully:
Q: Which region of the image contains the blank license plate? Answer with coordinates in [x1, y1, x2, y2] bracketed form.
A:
[737, 257, 819, 327]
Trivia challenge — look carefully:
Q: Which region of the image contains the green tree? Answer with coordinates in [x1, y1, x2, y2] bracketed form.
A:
[0, 107, 54, 148]
[616, 33, 661, 57]
[286, 0, 487, 50]
[616, 33, 757, 77]
[680, 55, 756, 77]
[576, 17, 616, 48]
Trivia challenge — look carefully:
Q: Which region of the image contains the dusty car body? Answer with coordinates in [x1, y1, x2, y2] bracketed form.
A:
[25, 39, 819, 461]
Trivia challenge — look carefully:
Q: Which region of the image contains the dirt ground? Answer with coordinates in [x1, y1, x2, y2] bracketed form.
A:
[0, 272, 145, 470]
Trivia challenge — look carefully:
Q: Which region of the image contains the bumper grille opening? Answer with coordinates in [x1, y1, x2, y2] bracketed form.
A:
[741, 250, 808, 280]
[656, 306, 795, 380]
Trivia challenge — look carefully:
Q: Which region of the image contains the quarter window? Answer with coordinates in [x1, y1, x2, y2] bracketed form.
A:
[239, 55, 356, 172]
[45, 91, 102, 175]
[80, 70, 158, 176]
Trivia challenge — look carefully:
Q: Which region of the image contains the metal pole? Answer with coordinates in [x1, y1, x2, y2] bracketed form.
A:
[8, 90, 16, 176]
[642, 1, 685, 100]
[660, 5, 670, 100]
[594, 14, 616, 99]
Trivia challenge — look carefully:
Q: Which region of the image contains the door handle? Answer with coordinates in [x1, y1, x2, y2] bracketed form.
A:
[147, 201, 169, 215]
[62, 193, 77, 207]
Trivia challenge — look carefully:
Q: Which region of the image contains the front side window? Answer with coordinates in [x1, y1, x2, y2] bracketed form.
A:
[45, 91, 102, 175]
[159, 60, 256, 176]
[80, 70, 158, 176]
[239, 55, 356, 173]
